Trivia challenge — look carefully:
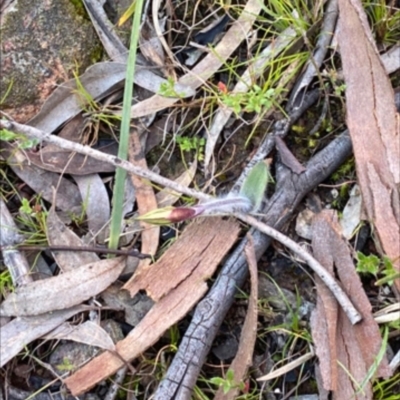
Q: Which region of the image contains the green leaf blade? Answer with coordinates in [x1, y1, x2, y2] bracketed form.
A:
[239, 161, 270, 211]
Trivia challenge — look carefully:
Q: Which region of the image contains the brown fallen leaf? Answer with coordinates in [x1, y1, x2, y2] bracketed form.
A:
[25, 143, 118, 175]
[0, 257, 125, 317]
[25, 114, 117, 175]
[338, 0, 400, 290]
[64, 217, 240, 395]
[214, 234, 258, 400]
[310, 211, 392, 399]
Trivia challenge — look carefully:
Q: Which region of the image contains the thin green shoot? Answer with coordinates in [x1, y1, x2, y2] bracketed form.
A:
[72, 70, 121, 131]
[14, 197, 48, 246]
[166, 324, 180, 349]
[108, 0, 145, 250]
[259, 0, 313, 33]
[118, 0, 137, 26]
[193, 385, 211, 400]
[72, 69, 99, 113]
[0, 270, 14, 297]
[363, 0, 400, 45]
[356, 325, 390, 395]
[373, 372, 400, 400]
[0, 79, 14, 104]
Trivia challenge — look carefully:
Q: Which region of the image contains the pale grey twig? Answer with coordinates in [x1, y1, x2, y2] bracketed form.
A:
[236, 213, 362, 325]
[0, 120, 211, 202]
[104, 366, 129, 400]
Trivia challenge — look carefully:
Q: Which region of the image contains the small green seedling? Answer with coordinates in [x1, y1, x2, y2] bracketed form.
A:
[210, 369, 245, 394]
[0, 127, 39, 149]
[356, 252, 398, 286]
[176, 136, 205, 161]
[221, 86, 277, 116]
[0, 270, 14, 297]
[356, 252, 381, 277]
[159, 77, 186, 98]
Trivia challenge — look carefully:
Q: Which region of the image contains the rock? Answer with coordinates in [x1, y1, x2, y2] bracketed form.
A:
[0, 0, 100, 122]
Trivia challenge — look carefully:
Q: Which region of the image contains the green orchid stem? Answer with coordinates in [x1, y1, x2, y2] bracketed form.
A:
[168, 196, 253, 223]
[108, 0, 144, 250]
[137, 196, 254, 225]
[196, 196, 253, 216]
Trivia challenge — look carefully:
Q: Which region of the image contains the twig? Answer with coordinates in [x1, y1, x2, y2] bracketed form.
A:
[104, 366, 130, 400]
[0, 119, 211, 202]
[289, 0, 338, 106]
[0, 245, 151, 259]
[236, 213, 362, 324]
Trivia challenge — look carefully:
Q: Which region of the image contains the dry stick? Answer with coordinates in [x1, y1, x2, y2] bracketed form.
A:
[237, 213, 362, 324]
[0, 119, 361, 323]
[0, 120, 210, 202]
[289, 0, 338, 105]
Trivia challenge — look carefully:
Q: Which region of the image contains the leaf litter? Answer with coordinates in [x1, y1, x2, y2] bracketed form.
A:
[0, 0, 399, 398]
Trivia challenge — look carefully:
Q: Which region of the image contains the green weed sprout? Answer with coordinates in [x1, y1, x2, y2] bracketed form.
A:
[210, 369, 245, 395]
[0, 127, 39, 149]
[159, 77, 186, 98]
[176, 136, 205, 161]
[356, 252, 398, 286]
